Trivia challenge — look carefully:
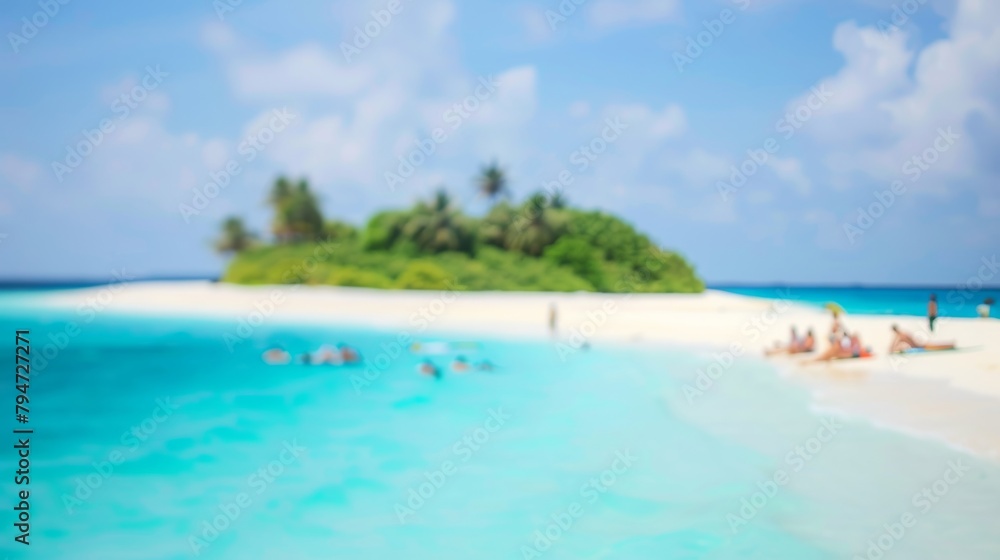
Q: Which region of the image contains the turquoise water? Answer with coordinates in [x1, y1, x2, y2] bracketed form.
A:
[2, 295, 1000, 559]
[714, 286, 1000, 318]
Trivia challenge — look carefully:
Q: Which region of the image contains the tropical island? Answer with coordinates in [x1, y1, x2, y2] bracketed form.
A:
[217, 163, 704, 293]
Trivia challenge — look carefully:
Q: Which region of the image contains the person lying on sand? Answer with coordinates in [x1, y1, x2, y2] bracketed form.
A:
[846, 332, 873, 359]
[765, 327, 801, 356]
[767, 328, 817, 356]
[808, 334, 852, 362]
[794, 329, 816, 354]
[889, 325, 956, 354]
[807, 332, 871, 362]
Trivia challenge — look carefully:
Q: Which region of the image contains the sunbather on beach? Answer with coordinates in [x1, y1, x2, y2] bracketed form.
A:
[765, 327, 800, 356]
[809, 334, 854, 362]
[831, 314, 847, 339]
[792, 329, 816, 354]
[847, 333, 873, 359]
[889, 325, 955, 353]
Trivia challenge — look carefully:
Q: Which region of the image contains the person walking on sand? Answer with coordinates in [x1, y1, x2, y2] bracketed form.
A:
[927, 294, 939, 332]
[549, 303, 558, 336]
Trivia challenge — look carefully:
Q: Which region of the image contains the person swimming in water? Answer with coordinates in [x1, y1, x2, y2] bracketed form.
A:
[313, 344, 343, 365]
[262, 346, 291, 365]
[475, 360, 495, 371]
[451, 355, 471, 373]
[418, 360, 441, 379]
[338, 344, 360, 364]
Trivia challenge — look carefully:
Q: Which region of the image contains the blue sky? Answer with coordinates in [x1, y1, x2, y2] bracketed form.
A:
[0, 0, 997, 284]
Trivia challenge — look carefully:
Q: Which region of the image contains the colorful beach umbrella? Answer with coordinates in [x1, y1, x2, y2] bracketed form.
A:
[824, 302, 846, 316]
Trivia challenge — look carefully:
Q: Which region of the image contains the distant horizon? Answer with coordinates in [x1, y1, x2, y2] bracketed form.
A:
[2, 275, 998, 292]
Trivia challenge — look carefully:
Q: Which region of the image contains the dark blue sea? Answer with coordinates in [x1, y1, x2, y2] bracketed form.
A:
[713, 286, 999, 319]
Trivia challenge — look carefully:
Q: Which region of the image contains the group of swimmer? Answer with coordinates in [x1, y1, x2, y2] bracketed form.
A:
[262, 344, 361, 365]
[766, 306, 957, 363]
[262, 343, 495, 379]
[416, 356, 495, 379]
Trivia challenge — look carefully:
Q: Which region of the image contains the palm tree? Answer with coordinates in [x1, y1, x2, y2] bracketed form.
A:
[268, 176, 294, 207]
[507, 193, 568, 256]
[548, 191, 568, 209]
[215, 216, 255, 254]
[479, 201, 516, 248]
[268, 177, 295, 243]
[402, 189, 475, 254]
[476, 161, 508, 204]
[269, 177, 324, 243]
[282, 180, 324, 242]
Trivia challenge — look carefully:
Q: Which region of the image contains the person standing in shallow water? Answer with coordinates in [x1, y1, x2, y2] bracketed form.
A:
[928, 294, 939, 332]
[978, 298, 994, 318]
[548, 303, 558, 336]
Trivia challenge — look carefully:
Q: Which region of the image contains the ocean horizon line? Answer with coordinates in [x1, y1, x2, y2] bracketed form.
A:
[1, 277, 998, 292]
[710, 283, 1000, 292]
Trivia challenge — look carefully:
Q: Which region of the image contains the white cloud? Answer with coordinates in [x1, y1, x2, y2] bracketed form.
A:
[794, 0, 1000, 204]
[664, 148, 731, 187]
[75, 115, 223, 210]
[476, 66, 538, 126]
[649, 104, 687, 139]
[606, 103, 687, 140]
[569, 101, 591, 118]
[0, 154, 43, 192]
[201, 21, 238, 52]
[194, 0, 542, 206]
[980, 196, 1000, 217]
[587, 0, 682, 30]
[767, 156, 811, 194]
[787, 21, 912, 145]
[519, 6, 555, 42]
[230, 43, 375, 99]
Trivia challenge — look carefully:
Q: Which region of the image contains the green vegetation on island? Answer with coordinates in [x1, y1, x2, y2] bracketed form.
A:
[217, 165, 704, 293]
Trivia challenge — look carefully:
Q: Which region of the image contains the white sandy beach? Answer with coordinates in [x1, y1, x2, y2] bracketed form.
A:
[39, 281, 1000, 459]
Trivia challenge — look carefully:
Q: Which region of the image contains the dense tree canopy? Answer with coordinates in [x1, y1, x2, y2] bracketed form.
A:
[220, 165, 704, 293]
[214, 216, 256, 254]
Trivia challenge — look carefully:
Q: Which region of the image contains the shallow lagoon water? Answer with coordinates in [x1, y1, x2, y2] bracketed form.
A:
[1, 298, 1000, 559]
